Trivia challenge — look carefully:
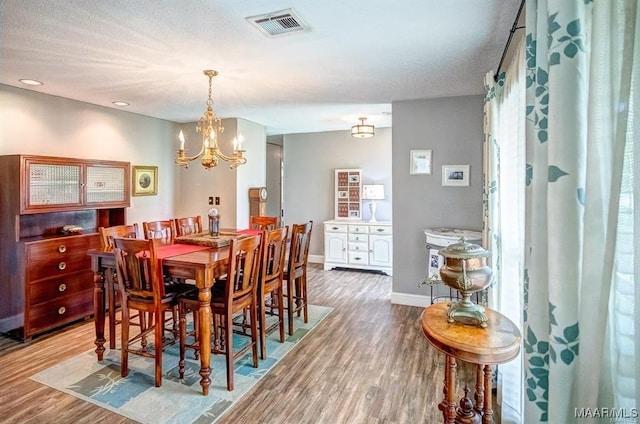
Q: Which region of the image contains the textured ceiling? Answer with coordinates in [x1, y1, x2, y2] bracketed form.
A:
[0, 0, 520, 135]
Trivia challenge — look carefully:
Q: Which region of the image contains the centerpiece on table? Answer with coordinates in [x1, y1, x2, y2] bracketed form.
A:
[208, 208, 220, 238]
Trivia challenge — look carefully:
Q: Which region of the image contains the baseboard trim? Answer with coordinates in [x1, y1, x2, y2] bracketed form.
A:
[308, 254, 324, 264]
[390, 292, 431, 308]
[0, 314, 23, 333]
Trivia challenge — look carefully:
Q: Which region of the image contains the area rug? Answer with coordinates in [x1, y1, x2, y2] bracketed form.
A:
[31, 304, 332, 424]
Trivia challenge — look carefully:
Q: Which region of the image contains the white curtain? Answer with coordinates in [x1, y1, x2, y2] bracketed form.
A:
[483, 38, 526, 423]
[523, 1, 638, 422]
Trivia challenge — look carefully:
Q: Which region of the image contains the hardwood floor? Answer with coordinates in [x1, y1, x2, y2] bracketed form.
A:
[0, 264, 478, 424]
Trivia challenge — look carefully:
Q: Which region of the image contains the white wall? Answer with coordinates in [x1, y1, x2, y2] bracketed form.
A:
[0, 84, 179, 225]
[236, 118, 267, 229]
[391, 95, 484, 305]
[283, 127, 392, 258]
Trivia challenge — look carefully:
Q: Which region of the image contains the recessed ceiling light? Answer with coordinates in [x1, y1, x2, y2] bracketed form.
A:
[19, 79, 43, 86]
[112, 101, 129, 107]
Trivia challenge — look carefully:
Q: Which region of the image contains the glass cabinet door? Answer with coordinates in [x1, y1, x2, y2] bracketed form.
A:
[85, 164, 127, 205]
[26, 162, 82, 209]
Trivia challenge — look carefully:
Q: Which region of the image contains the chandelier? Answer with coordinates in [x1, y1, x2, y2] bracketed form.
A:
[175, 70, 247, 169]
[351, 117, 375, 138]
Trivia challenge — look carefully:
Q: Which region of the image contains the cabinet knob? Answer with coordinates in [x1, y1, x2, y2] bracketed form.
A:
[58, 245, 67, 253]
[58, 306, 66, 315]
[332, 226, 339, 230]
[355, 257, 362, 261]
[377, 228, 384, 232]
[58, 283, 67, 292]
[355, 228, 359, 232]
[58, 262, 67, 270]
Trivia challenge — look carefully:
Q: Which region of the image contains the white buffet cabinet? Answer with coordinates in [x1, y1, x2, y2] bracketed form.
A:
[323, 220, 393, 275]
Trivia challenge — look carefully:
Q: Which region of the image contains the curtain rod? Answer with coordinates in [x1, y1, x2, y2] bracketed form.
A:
[493, 0, 526, 82]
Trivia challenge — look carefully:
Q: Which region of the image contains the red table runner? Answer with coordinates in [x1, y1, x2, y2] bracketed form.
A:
[156, 243, 210, 259]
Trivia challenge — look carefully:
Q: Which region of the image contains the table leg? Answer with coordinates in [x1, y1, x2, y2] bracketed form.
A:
[482, 365, 494, 424]
[474, 364, 484, 415]
[93, 269, 106, 361]
[444, 354, 457, 423]
[197, 284, 212, 396]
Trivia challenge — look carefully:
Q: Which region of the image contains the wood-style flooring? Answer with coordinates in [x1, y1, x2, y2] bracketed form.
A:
[0, 264, 480, 424]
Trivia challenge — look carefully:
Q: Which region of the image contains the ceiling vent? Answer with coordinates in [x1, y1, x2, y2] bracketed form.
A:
[246, 8, 310, 37]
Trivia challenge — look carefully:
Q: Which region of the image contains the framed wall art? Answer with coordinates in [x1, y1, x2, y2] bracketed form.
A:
[410, 150, 432, 175]
[132, 165, 158, 196]
[441, 165, 470, 187]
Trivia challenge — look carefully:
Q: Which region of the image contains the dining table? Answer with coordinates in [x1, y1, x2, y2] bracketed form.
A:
[87, 230, 260, 396]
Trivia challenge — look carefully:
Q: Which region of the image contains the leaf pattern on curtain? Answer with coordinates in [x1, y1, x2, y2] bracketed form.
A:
[524, 0, 637, 422]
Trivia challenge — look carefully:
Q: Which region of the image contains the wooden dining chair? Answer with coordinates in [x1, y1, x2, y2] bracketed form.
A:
[283, 221, 313, 336]
[249, 215, 279, 231]
[174, 216, 203, 237]
[113, 237, 194, 387]
[142, 220, 176, 245]
[98, 224, 140, 349]
[257, 226, 289, 359]
[179, 234, 262, 391]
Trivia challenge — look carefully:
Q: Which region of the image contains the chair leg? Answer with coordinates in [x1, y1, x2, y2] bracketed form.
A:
[250, 300, 259, 368]
[302, 272, 308, 323]
[121, 305, 130, 378]
[107, 271, 117, 349]
[178, 304, 187, 379]
[286, 280, 295, 336]
[259, 293, 267, 360]
[225, 311, 234, 391]
[277, 286, 285, 343]
[154, 309, 163, 387]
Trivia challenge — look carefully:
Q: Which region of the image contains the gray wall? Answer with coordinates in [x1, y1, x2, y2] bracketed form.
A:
[391, 95, 484, 303]
[283, 127, 392, 260]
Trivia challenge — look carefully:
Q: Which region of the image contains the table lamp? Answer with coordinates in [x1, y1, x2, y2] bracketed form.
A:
[362, 184, 385, 222]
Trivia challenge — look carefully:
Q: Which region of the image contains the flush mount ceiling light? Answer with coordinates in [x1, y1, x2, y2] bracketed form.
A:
[112, 101, 129, 107]
[351, 117, 375, 138]
[18, 79, 43, 86]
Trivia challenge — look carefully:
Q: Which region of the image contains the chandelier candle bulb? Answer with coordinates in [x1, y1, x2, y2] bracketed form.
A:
[179, 130, 185, 150]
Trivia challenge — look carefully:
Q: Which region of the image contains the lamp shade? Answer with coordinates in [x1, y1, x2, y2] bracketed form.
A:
[362, 184, 385, 200]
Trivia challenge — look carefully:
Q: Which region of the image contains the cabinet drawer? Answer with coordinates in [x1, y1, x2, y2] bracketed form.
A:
[27, 289, 94, 335]
[348, 242, 368, 252]
[26, 236, 95, 261]
[325, 223, 348, 233]
[348, 233, 368, 243]
[348, 252, 368, 265]
[29, 270, 95, 305]
[369, 225, 392, 235]
[27, 254, 92, 281]
[348, 225, 369, 234]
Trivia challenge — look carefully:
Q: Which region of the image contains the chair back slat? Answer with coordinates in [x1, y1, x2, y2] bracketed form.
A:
[143, 220, 176, 245]
[288, 221, 313, 273]
[249, 215, 278, 231]
[174, 216, 202, 237]
[99, 224, 139, 249]
[262, 227, 289, 285]
[225, 235, 262, 303]
[113, 238, 165, 300]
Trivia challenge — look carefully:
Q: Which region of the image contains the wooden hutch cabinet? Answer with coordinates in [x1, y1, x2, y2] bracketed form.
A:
[0, 155, 130, 340]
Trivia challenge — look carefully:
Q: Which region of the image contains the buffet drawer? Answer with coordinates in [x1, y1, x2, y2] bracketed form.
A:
[26, 290, 94, 335]
[324, 223, 348, 233]
[28, 270, 95, 305]
[348, 252, 368, 265]
[27, 254, 92, 282]
[348, 233, 368, 243]
[26, 236, 95, 261]
[348, 242, 368, 252]
[348, 224, 369, 234]
[369, 225, 392, 235]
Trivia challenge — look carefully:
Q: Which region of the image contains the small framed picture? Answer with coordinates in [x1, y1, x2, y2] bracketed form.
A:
[442, 165, 470, 187]
[132, 165, 158, 196]
[338, 190, 348, 199]
[410, 150, 432, 175]
[348, 174, 360, 183]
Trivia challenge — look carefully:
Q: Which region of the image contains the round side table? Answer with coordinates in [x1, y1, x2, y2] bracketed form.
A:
[421, 303, 521, 424]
